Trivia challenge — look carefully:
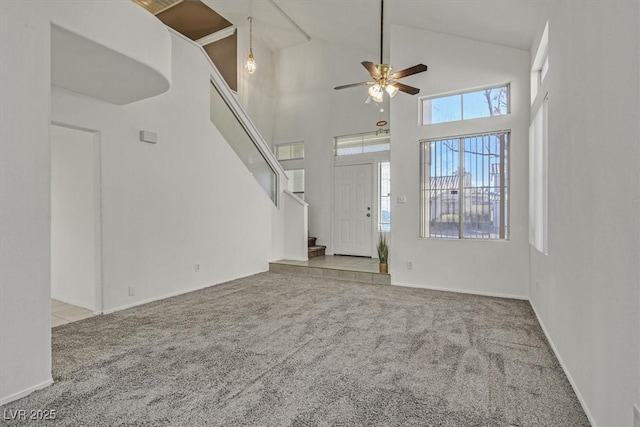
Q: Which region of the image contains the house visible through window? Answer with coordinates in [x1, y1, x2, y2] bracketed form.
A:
[420, 131, 509, 240]
[379, 162, 390, 232]
[421, 84, 510, 125]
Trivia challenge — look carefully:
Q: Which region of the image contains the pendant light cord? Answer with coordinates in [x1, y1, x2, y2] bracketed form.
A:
[249, 17, 253, 54]
[380, 0, 384, 64]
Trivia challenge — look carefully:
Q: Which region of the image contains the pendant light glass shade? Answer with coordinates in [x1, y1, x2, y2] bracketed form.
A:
[246, 17, 256, 74]
[245, 52, 256, 74]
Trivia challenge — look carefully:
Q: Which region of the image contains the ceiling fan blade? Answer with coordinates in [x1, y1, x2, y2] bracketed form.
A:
[394, 82, 420, 95]
[334, 81, 373, 90]
[391, 64, 428, 79]
[362, 61, 381, 79]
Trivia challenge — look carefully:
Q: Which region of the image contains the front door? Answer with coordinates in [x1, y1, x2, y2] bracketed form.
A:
[333, 164, 372, 256]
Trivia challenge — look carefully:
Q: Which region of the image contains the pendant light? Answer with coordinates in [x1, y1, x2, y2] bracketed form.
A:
[245, 17, 257, 74]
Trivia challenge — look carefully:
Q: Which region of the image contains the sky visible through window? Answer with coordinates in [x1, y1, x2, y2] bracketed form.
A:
[429, 134, 504, 187]
[423, 85, 509, 125]
[423, 132, 509, 240]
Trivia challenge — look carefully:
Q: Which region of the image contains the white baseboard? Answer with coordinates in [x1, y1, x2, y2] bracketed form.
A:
[102, 282, 220, 314]
[391, 281, 528, 300]
[529, 302, 597, 427]
[100, 270, 268, 314]
[0, 378, 53, 406]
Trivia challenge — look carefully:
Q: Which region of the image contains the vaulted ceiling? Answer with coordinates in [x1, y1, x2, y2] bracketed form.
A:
[204, 0, 545, 53]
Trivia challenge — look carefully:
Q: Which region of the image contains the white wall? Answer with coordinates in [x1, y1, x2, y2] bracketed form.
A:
[272, 39, 383, 251]
[0, 1, 53, 405]
[282, 190, 308, 261]
[237, 21, 277, 146]
[529, 2, 640, 426]
[52, 32, 281, 313]
[389, 25, 530, 298]
[1, 1, 286, 404]
[0, 0, 169, 404]
[51, 125, 97, 311]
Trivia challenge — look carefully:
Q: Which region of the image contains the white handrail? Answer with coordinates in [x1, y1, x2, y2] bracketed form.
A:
[167, 27, 288, 178]
[283, 189, 308, 208]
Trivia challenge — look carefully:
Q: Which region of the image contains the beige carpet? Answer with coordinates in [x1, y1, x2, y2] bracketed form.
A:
[2, 272, 589, 426]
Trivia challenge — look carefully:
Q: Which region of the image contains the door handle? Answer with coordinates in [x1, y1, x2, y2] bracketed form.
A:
[366, 213, 371, 217]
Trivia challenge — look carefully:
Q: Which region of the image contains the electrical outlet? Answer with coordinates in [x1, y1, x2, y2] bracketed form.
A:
[407, 260, 413, 270]
[128, 286, 135, 297]
[194, 264, 200, 272]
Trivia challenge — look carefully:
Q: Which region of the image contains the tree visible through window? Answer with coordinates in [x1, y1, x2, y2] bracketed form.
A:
[422, 84, 509, 125]
[420, 132, 509, 240]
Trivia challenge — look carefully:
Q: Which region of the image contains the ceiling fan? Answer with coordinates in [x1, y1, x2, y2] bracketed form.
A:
[334, 0, 428, 102]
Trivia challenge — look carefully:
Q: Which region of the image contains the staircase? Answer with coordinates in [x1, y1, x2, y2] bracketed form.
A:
[308, 236, 326, 258]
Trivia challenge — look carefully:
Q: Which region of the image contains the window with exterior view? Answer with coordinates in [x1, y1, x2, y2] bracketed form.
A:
[379, 162, 390, 232]
[420, 132, 509, 240]
[421, 84, 510, 125]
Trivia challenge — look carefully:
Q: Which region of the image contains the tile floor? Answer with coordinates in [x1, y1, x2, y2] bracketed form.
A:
[51, 299, 95, 327]
[270, 255, 390, 285]
[273, 255, 380, 273]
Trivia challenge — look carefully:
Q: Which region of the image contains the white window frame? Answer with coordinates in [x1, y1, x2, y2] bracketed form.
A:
[419, 83, 511, 126]
[531, 22, 549, 103]
[529, 21, 550, 254]
[378, 162, 390, 232]
[529, 96, 548, 254]
[275, 141, 304, 161]
[420, 131, 510, 240]
[334, 130, 390, 156]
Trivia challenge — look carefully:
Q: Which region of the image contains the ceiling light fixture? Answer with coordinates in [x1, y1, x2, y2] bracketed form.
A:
[245, 17, 256, 74]
[334, 0, 427, 102]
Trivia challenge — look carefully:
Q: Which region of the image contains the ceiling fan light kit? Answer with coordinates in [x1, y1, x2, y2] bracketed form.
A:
[334, 0, 427, 101]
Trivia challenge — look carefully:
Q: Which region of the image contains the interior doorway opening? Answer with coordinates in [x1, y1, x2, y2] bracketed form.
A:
[50, 123, 102, 325]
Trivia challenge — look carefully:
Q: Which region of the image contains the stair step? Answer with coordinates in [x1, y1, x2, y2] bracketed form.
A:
[308, 245, 326, 258]
[308, 236, 317, 246]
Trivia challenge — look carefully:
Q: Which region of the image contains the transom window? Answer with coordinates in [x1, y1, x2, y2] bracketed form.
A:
[421, 84, 510, 125]
[275, 141, 304, 161]
[420, 131, 509, 240]
[335, 130, 390, 156]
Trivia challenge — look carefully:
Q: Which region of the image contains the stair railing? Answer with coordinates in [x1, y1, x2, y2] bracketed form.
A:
[168, 28, 287, 207]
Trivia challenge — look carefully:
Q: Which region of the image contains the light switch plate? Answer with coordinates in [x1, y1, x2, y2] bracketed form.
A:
[139, 130, 157, 144]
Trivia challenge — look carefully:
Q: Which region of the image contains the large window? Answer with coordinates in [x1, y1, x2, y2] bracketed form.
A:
[379, 162, 390, 231]
[420, 131, 509, 240]
[530, 98, 548, 253]
[530, 21, 549, 254]
[421, 84, 510, 125]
